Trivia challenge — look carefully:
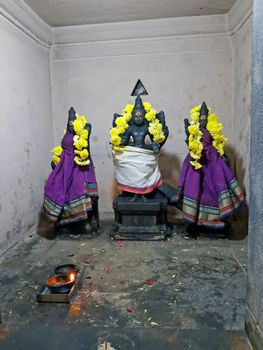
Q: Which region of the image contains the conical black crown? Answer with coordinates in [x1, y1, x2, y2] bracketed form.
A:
[134, 95, 145, 111]
[68, 106, 76, 122]
[200, 101, 209, 116]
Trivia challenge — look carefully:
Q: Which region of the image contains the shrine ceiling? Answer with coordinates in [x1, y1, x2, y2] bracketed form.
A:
[23, 0, 236, 27]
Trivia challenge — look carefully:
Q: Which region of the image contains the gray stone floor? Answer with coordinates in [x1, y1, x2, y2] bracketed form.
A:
[0, 220, 252, 349]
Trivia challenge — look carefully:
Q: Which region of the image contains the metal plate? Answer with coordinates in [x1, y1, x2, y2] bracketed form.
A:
[36, 267, 84, 303]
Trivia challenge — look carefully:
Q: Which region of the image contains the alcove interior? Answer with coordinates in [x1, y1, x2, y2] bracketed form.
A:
[0, 1, 257, 349]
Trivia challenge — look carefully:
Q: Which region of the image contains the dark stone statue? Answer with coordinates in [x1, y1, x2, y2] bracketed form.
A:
[111, 80, 173, 240]
[113, 95, 169, 154]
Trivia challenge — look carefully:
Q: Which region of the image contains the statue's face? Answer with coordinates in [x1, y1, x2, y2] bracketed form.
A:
[199, 114, 208, 128]
[132, 109, 146, 126]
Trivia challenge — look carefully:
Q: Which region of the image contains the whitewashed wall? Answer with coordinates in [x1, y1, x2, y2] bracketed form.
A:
[0, 0, 253, 253]
[0, 11, 53, 253]
[229, 0, 252, 199]
[51, 15, 234, 213]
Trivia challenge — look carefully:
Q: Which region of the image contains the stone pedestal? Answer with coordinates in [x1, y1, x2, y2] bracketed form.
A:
[111, 194, 170, 240]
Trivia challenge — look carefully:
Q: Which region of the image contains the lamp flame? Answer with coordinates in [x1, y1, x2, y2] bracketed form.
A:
[70, 273, 75, 282]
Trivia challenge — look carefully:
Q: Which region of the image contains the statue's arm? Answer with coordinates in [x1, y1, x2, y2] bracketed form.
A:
[86, 122, 91, 133]
[111, 113, 130, 146]
[146, 132, 161, 154]
[184, 118, 190, 144]
[120, 128, 131, 146]
[112, 113, 121, 127]
[156, 111, 169, 140]
[86, 122, 92, 154]
[86, 122, 91, 141]
[151, 110, 169, 149]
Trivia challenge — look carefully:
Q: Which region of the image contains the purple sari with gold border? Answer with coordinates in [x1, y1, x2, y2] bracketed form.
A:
[176, 128, 244, 228]
[43, 131, 98, 225]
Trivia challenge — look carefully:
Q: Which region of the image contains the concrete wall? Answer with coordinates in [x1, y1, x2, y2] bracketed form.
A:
[229, 0, 252, 199]
[51, 15, 234, 213]
[246, 1, 263, 348]
[0, 6, 53, 254]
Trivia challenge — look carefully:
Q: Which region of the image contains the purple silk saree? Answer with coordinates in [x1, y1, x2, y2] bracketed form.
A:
[176, 128, 244, 228]
[43, 131, 98, 225]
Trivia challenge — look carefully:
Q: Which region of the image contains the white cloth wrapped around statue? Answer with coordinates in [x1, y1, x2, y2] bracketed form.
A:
[112, 146, 163, 194]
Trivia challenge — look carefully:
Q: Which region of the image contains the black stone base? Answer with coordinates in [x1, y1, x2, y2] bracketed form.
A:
[111, 223, 170, 240]
[112, 192, 170, 240]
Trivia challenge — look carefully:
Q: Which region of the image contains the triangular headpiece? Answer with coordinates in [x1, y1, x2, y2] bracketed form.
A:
[131, 79, 148, 97]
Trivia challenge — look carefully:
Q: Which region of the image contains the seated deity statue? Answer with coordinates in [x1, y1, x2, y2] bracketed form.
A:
[110, 81, 169, 198]
[37, 107, 99, 238]
[173, 101, 245, 237]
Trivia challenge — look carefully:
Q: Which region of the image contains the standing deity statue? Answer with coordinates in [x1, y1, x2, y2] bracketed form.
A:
[37, 107, 99, 237]
[173, 102, 245, 237]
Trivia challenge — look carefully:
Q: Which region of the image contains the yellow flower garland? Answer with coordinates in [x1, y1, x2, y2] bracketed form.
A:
[51, 114, 90, 166]
[110, 102, 166, 151]
[51, 145, 63, 165]
[188, 105, 227, 170]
